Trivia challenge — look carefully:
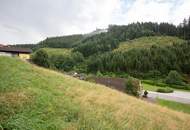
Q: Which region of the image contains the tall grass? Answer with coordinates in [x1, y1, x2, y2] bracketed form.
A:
[1, 56, 190, 130]
[157, 99, 190, 114]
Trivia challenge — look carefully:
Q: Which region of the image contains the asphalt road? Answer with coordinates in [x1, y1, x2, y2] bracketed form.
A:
[147, 90, 190, 104]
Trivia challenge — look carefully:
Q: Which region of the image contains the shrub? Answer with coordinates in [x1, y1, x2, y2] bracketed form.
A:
[73, 63, 87, 73]
[96, 71, 103, 77]
[50, 52, 84, 71]
[125, 77, 142, 97]
[31, 49, 50, 68]
[32, 50, 85, 72]
[165, 70, 184, 85]
[156, 88, 174, 93]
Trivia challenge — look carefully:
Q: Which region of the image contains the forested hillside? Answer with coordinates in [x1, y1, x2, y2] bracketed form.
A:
[89, 41, 190, 77]
[13, 34, 84, 50]
[73, 33, 119, 57]
[27, 17, 190, 78]
[14, 17, 190, 50]
[37, 34, 83, 48]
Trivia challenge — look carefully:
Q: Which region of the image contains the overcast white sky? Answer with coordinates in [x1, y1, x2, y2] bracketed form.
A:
[0, 0, 190, 44]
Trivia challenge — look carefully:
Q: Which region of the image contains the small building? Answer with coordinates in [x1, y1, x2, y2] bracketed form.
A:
[0, 44, 9, 47]
[0, 46, 32, 60]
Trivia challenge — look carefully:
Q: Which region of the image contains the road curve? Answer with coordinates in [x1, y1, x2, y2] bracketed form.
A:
[146, 90, 190, 104]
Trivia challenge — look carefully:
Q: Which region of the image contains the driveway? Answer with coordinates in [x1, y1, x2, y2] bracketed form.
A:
[147, 91, 190, 104]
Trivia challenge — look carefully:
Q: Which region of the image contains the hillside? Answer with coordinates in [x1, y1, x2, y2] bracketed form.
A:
[84, 28, 108, 37]
[1, 57, 190, 130]
[41, 48, 72, 56]
[114, 36, 185, 52]
[39, 34, 83, 48]
[11, 35, 84, 51]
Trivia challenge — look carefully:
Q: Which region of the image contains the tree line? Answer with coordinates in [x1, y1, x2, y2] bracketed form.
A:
[108, 17, 190, 42]
[73, 17, 190, 57]
[32, 49, 84, 72]
[14, 17, 190, 53]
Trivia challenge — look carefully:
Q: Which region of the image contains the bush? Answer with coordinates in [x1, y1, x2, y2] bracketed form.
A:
[165, 70, 184, 85]
[31, 49, 50, 68]
[96, 71, 103, 77]
[51, 52, 84, 71]
[73, 63, 87, 73]
[32, 49, 85, 72]
[125, 77, 142, 97]
[156, 88, 174, 93]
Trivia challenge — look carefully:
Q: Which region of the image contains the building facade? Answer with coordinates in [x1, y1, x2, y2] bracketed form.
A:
[0, 47, 32, 60]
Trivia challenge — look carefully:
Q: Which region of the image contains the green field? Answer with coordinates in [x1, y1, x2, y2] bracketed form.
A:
[1, 57, 190, 130]
[142, 82, 190, 92]
[41, 48, 72, 56]
[114, 36, 185, 52]
[157, 99, 190, 114]
[143, 83, 167, 91]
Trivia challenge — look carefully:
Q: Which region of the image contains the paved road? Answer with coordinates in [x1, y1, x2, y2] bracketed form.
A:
[147, 91, 190, 104]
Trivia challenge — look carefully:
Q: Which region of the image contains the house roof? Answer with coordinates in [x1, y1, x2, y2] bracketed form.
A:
[0, 47, 32, 53]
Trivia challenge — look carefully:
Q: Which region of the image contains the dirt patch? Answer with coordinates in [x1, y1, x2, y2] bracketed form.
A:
[0, 91, 29, 106]
[94, 77, 126, 92]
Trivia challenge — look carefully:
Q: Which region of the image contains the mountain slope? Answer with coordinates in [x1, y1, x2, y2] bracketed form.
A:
[40, 48, 72, 56]
[37, 34, 84, 49]
[114, 36, 185, 52]
[1, 57, 190, 130]
[84, 28, 108, 37]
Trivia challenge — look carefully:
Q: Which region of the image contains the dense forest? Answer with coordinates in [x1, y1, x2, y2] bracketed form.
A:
[73, 33, 119, 57]
[30, 17, 190, 78]
[88, 42, 190, 76]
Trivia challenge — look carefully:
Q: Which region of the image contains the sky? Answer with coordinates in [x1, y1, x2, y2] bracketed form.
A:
[0, 0, 190, 44]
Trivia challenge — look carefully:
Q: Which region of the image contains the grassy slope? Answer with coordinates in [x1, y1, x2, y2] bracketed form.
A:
[41, 48, 72, 56]
[114, 36, 185, 52]
[157, 99, 190, 114]
[1, 57, 190, 130]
